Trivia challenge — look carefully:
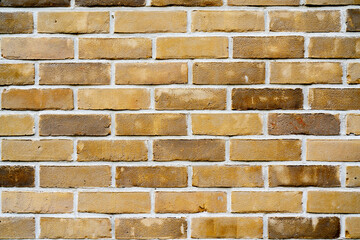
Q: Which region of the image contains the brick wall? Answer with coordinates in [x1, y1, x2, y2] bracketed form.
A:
[0, 0, 359, 239]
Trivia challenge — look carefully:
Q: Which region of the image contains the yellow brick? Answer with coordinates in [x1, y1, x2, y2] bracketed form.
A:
[348, 63, 360, 84]
[307, 191, 360, 213]
[307, 139, 360, 161]
[306, 0, 360, 5]
[309, 88, 360, 110]
[0, 114, 34, 136]
[0, 64, 34, 86]
[347, 114, 360, 135]
[0, 218, 35, 239]
[346, 217, 360, 238]
[229, 0, 299, 6]
[0, 12, 33, 33]
[152, 0, 222, 6]
[309, 37, 360, 58]
[346, 166, 360, 187]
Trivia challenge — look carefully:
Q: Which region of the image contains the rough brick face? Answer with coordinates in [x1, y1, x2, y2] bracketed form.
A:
[308, 37, 360, 58]
[307, 191, 360, 213]
[0, 0, 70, 7]
[346, 217, 360, 238]
[229, 0, 299, 5]
[0, 218, 35, 239]
[346, 166, 360, 187]
[76, 0, 145, 6]
[0, 64, 34, 85]
[0, 166, 35, 187]
[0, 12, 33, 33]
[309, 88, 360, 110]
[151, 0, 222, 6]
[347, 114, 360, 135]
[0, 114, 34, 136]
[348, 63, 360, 84]
[347, 9, 360, 31]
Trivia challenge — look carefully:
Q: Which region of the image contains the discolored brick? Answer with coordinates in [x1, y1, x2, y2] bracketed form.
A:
[229, 0, 299, 5]
[347, 114, 360, 135]
[308, 37, 360, 58]
[152, 0, 222, 6]
[0, 114, 34, 136]
[0, 166, 35, 187]
[76, 0, 145, 6]
[0, 64, 34, 86]
[346, 166, 360, 187]
[309, 88, 360, 110]
[0, 0, 70, 7]
[307, 191, 360, 213]
[0, 218, 35, 239]
[346, 217, 360, 238]
[348, 63, 360, 84]
[0, 12, 33, 33]
[347, 9, 360, 31]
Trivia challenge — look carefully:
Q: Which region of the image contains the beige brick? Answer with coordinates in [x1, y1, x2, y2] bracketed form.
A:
[192, 11, 264, 32]
[2, 88, 73, 110]
[79, 38, 152, 59]
[0, 0, 70, 6]
[1, 37, 73, 60]
[309, 37, 360, 58]
[2, 191, 73, 213]
[76, 0, 145, 6]
[2, 139, 73, 161]
[0, 114, 34, 136]
[157, 37, 228, 59]
[270, 62, 342, 84]
[230, 139, 302, 161]
[40, 218, 111, 239]
[40, 166, 111, 188]
[309, 88, 360, 110]
[0, 218, 35, 239]
[347, 9, 360, 31]
[192, 113, 263, 135]
[78, 192, 150, 213]
[115, 114, 186, 136]
[346, 166, 360, 187]
[155, 191, 226, 213]
[191, 217, 263, 239]
[0, 64, 34, 85]
[229, 0, 299, 6]
[308, 191, 360, 213]
[153, 139, 225, 161]
[193, 165, 263, 187]
[0, 12, 33, 33]
[151, 0, 222, 6]
[155, 88, 226, 110]
[116, 62, 187, 85]
[348, 63, 360, 84]
[115, 11, 186, 33]
[346, 217, 360, 238]
[77, 140, 148, 162]
[347, 114, 360, 135]
[306, 0, 360, 5]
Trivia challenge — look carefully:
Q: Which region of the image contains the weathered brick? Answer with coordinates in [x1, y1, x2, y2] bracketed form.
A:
[347, 114, 360, 135]
[0, 114, 34, 136]
[347, 9, 360, 31]
[346, 217, 360, 238]
[192, 217, 263, 239]
[0, 0, 70, 7]
[2, 191, 73, 213]
[116, 218, 187, 239]
[39, 63, 111, 85]
[232, 88, 303, 110]
[306, 0, 360, 5]
[0, 64, 34, 85]
[233, 36, 304, 58]
[40, 218, 111, 239]
[191, 113, 263, 135]
[192, 11, 264, 32]
[270, 11, 340, 32]
[38, 12, 109, 33]
[0, 218, 35, 239]
[155, 191, 226, 213]
[307, 191, 360, 213]
[0, 166, 35, 187]
[348, 63, 360, 84]
[268, 113, 340, 135]
[116, 62, 188, 85]
[309, 37, 360, 58]
[230, 139, 302, 161]
[1, 37, 73, 60]
[309, 88, 360, 110]
[229, 0, 299, 6]
[115, 11, 186, 33]
[78, 88, 150, 110]
[155, 88, 226, 110]
[157, 37, 228, 59]
[115, 114, 187, 136]
[78, 192, 150, 213]
[0, 12, 33, 33]
[269, 165, 340, 187]
[152, 0, 222, 6]
[270, 62, 342, 84]
[2, 139, 73, 161]
[40, 166, 111, 188]
[76, 0, 145, 6]
[77, 140, 148, 162]
[346, 166, 360, 187]
[268, 217, 340, 239]
[79, 38, 152, 59]
[193, 62, 265, 85]
[153, 139, 225, 161]
[2, 88, 73, 110]
[39, 114, 111, 136]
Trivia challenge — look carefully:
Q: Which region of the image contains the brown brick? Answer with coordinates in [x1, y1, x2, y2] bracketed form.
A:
[116, 218, 187, 239]
[192, 11, 264, 32]
[346, 166, 360, 187]
[0, 166, 34, 187]
[79, 38, 151, 59]
[347, 9, 360, 31]
[192, 113, 263, 135]
[155, 88, 226, 110]
[155, 191, 226, 213]
[347, 114, 360, 135]
[229, 0, 299, 6]
[0, 0, 70, 7]
[232, 191, 302, 213]
[78, 88, 150, 110]
[233, 36, 304, 58]
[2, 191, 73, 213]
[268, 217, 340, 239]
[38, 12, 109, 34]
[0, 114, 34, 136]
[193, 62, 265, 85]
[306, 0, 360, 5]
[268, 113, 340, 135]
[39, 114, 111, 136]
[309, 88, 360, 110]
[40, 166, 111, 188]
[270, 11, 340, 32]
[1, 37, 73, 60]
[2, 88, 73, 110]
[0, 64, 34, 85]
[77, 140, 148, 162]
[308, 191, 360, 213]
[76, 0, 145, 6]
[2, 139, 73, 161]
[39, 63, 111, 85]
[348, 63, 360, 84]
[192, 217, 263, 239]
[157, 37, 228, 59]
[152, 0, 222, 6]
[309, 37, 360, 58]
[269, 165, 340, 187]
[270, 62, 342, 84]
[232, 88, 303, 110]
[116, 62, 188, 85]
[116, 113, 186, 136]
[0, 218, 35, 239]
[346, 217, 360, 238]
[78, 192, 150, 213]
[193, 166, 263, 187]
[0, 12, 33, 33]
[230, 139, 302, 161]
[153, 139, 225, 162]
